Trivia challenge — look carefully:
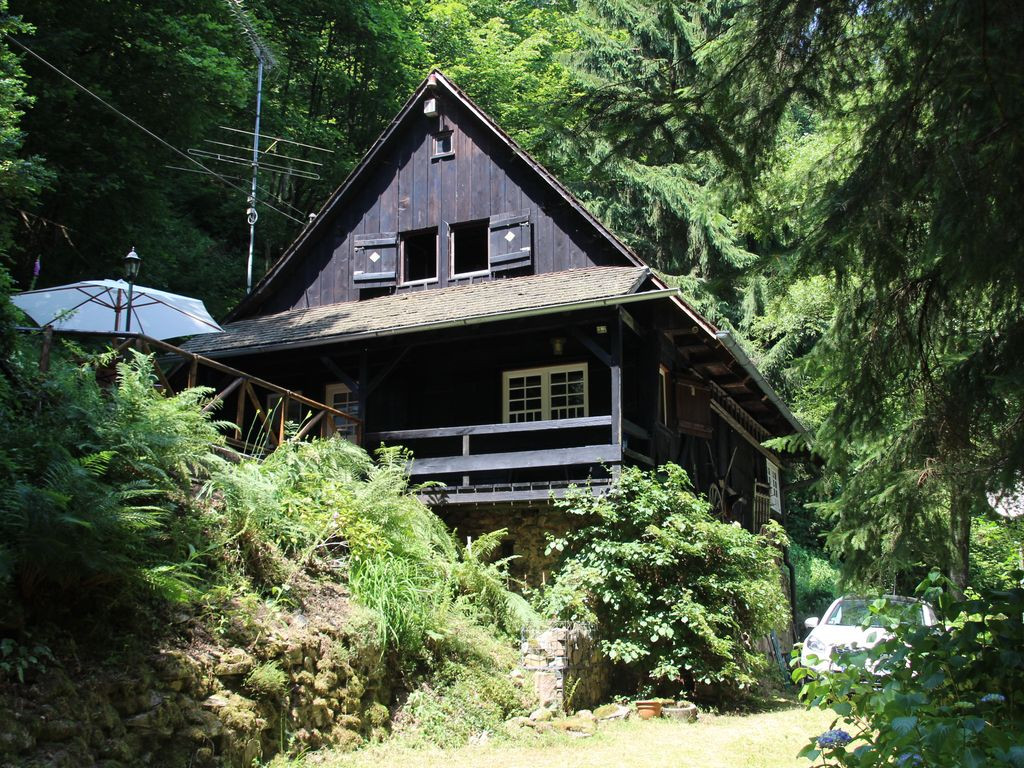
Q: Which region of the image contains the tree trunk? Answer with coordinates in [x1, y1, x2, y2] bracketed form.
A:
[948, 486, 974, 595]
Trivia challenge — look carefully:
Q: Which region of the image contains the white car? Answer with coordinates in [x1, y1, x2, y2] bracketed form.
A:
[799, 595, 938, 673]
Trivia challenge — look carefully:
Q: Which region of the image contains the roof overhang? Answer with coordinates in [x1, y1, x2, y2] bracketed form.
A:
[198, 287, 678, 360]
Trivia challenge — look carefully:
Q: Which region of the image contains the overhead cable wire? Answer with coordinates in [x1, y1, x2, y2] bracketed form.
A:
[4, 34, 305, 225]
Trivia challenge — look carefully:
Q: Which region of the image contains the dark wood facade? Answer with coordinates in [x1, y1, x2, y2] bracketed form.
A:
[237, 73, 641, 318]
[185, 71, 801, 540]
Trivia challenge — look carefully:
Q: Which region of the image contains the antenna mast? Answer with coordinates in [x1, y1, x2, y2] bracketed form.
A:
[224, 0, 276, 293]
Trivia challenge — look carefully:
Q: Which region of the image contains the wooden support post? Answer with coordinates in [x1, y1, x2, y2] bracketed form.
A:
[278, 395, 289, 445]
[358, 351, 369, 446]
[610, 314, 623, 476]
[233, 378, 245, 439]
[462, 434, 471, 487]
[188, 357, 198, 389]
[244, 381, 275, 446]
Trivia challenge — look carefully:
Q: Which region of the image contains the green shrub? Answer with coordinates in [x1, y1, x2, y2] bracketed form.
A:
[452, 528, 541, 637]
[0, 348, 223, 608]
[395, 618, 530, 747]
[540, 464, 790, 697]
[970, 515, 1024, 591]
[795, 572, 1024, 767]
[790, 541, 841, 623]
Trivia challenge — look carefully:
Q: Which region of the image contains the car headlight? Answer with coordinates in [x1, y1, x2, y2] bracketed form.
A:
[805, 637, 827, 653]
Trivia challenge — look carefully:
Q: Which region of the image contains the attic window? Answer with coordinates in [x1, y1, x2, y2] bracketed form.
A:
[401, 229, 438, 284]
[433, 131, 453, 158]
[450, 221, 489, 277]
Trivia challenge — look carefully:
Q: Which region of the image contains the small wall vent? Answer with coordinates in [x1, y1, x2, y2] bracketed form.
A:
[424, 98, 439, 117]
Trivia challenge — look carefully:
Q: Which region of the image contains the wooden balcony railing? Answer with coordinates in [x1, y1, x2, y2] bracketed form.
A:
[367, 415, 621, 482]
[24, 328, 362, 454]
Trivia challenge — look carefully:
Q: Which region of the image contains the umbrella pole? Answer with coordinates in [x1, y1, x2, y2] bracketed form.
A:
[39, 325, 53, 372]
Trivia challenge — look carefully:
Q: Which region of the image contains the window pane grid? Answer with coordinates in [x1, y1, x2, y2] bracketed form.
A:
[504, 365, 587, 422]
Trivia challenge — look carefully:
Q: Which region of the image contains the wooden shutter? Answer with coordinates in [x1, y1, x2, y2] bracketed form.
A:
[675, 378, 712, 438]
[488, 212, 532, 272]
[352, 232, 398, 285]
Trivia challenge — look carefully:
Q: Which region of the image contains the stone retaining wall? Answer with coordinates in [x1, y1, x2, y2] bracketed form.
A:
[437, 505, 574, 587]
[0, 588, 395, 768]
[521, 624, 607, 712]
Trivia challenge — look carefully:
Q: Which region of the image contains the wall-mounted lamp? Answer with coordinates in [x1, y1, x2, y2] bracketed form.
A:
[596, 324, 608, 335]
[550, 336, 566, 356]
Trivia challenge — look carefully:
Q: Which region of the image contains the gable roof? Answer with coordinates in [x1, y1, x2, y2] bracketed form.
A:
[229, 70, 645, 322]
[186, 266, 663, 357]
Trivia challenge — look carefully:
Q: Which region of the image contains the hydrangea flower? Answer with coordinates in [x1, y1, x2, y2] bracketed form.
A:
[980, 693, 1006, 705]
[816, 729, 853, 749]
[897, 753, 923, 766]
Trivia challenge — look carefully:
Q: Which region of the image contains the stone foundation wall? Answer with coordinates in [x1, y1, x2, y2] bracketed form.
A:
[438, 505, 574, 587]
[521, 625, 607, 712]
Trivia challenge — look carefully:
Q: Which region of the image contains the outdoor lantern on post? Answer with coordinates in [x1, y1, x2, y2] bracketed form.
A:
[123, 246, 140, 333]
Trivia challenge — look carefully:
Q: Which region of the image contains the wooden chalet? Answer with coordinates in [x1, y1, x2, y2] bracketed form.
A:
[182, 71, 804, 583]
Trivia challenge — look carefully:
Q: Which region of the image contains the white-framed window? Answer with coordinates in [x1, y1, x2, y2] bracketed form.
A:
[324, 382, 359, 442]
[400, 229, 438, 285]
[449, 220, 489, 277]
[433, 130, 454, 158]
[766, 460, 783, 515]
[502, 363, 588, 423]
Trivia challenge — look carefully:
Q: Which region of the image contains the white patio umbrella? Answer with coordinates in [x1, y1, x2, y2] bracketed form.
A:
[11, 279, 223, 340]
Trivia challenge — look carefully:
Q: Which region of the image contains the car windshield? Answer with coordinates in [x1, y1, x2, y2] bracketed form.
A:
[824, 598, 925, 627]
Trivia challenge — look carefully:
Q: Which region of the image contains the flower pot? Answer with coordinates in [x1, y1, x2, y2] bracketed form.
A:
[635, 700, 663, 720]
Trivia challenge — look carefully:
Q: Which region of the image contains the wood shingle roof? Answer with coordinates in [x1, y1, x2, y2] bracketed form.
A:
[182, 266, 656, 357]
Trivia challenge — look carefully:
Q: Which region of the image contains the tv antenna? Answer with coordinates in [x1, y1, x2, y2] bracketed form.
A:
[183, 1, 332, 293]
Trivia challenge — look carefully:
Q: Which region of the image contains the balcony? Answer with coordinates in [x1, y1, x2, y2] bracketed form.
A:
[366, 415, 652, 505]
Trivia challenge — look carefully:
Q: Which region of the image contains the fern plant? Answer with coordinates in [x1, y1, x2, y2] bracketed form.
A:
[453, 528, 540, 637]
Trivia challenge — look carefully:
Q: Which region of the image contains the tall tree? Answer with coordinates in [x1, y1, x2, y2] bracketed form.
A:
[710, 0, 1024, 588]
[0, 3, 49, 263]
[552, 0, 758, 320]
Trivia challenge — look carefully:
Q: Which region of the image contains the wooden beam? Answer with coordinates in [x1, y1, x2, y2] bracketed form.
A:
[619, 307, 642, 337]
[368, 347, 410, 394]
[244, 381, 276, 446]
[233, 378, 245, 439]
[419, 486, 607, 505]
[140, 340, 175, 394]
[410, 444, 622, 476]
[368, 415, 611, 441]
[664, 326, 701, 339]
[319, 356, 358, 392]
[622, 418, 650, 441]
[278, 395, 288, 445]
[709, 400, 781, 466]
[358, 351, 369, 441]
[569, 326, 612, 367]
[623, 447, 655, 466]
[203, 376, 244, 413]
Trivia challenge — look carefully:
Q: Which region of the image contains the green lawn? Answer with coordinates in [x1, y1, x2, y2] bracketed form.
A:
[297, 704, 833, 768]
